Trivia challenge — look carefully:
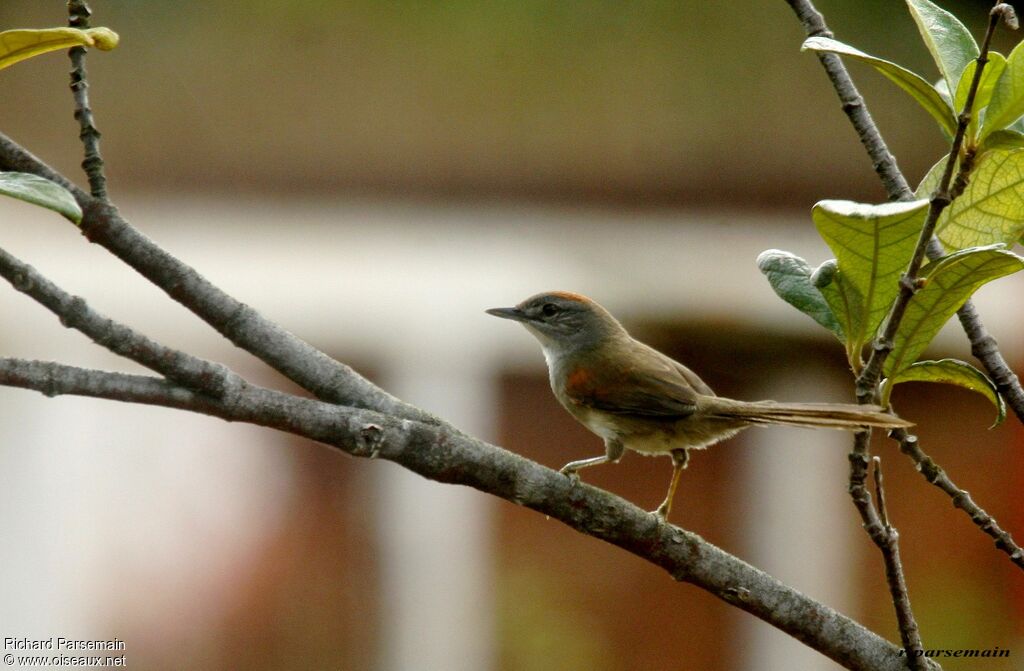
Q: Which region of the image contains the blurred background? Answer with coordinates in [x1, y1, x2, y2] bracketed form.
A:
[1, 1, 1022, 669]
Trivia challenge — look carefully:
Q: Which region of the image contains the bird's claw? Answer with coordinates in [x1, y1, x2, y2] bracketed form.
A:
[559, 467, 581, 484]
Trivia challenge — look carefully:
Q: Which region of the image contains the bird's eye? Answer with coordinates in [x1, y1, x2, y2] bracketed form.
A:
[541, 303, 559, 317]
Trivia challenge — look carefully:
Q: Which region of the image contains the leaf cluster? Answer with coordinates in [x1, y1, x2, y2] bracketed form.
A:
[761, 0, 1024, 423]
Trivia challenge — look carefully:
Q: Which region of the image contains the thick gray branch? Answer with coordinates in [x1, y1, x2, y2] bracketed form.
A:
[0, 357, 936, 671]
[0, 238, 931, 669]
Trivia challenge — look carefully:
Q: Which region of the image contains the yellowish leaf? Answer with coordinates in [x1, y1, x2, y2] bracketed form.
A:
[887, 358, 1005, 427]
[917, 148, 1024, 249]
[0, 27, 119, 72]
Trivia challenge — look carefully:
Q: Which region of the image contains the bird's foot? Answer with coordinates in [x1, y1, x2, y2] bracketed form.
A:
[558, 466, 581, 484]
[652, 502, 670, 522]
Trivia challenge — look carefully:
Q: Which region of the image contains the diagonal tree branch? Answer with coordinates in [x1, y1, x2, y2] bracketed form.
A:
[894, 427, 1024, 569]
[0, 130, 435, 424]
[0, 245, 232, 397]
[0, 356, 938, 671]
[783, 0, 913, 198]
[950, 298, 1024, 423]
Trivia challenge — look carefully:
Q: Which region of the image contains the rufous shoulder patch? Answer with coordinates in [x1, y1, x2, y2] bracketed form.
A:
[564, 367, 597, 401]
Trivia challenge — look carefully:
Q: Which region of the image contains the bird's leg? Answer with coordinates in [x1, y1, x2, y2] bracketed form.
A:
[654, 448, 690, 521]
[559, 439, 624, 483]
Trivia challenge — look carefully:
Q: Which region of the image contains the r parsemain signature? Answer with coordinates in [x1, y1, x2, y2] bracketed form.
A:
[897, 646, 1010, 659]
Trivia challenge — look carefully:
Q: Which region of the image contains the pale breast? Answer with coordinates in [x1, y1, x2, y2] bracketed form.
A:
[572, 406, 629, 444]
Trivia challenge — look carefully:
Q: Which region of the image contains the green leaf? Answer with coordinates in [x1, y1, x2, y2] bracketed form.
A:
[888, 358, 1005, 426]
[0, 172, 82, 223]
[884, 246, 1024, 376]
[802, 36, 956, 138]
[906, 0, 980, 95]
[812, 199, 929, 351]
[955, 53, 1006, 140]
[955, 54, 1005, 112]
[915, 154, 945, 199]
[756, 250, 843, 340]
[934, 77, 953, 106]
[0, 27, 118, 71]
[812, 259, 865, 365]
[978, 129, 1024, 152]
[916, 148, 1024, 249]
[981, 39, 1024, 139]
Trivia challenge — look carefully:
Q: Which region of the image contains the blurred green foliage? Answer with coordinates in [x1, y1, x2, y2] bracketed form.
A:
[0, 0, 1011, 205]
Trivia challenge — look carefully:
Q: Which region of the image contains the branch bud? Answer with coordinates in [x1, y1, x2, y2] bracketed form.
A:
[992, 3, 1019, 30]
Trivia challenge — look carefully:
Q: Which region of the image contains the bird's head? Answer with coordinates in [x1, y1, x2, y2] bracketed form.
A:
[486, 291, 626, 356]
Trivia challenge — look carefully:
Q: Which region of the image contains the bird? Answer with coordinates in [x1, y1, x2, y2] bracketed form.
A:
[486, 291, 912, 521]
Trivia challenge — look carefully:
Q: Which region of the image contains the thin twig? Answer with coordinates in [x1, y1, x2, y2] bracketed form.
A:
[894, 428, 1024, 570]
[0, 245, 233, 398]
[783, 0, 912, 198]
[0, 356, 937, 671]
[67, 0, 108, 200]
[872, 456, 890, 529]
[865, 456, 926, 665]
[848, 432, 926, 667]
[951, 296, 1024, 422]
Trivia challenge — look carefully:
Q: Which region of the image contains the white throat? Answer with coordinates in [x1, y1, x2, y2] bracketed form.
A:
[522, 324, 568, 378]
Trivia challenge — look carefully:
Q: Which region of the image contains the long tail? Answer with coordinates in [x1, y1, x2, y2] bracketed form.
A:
[706, 398, 912, 430]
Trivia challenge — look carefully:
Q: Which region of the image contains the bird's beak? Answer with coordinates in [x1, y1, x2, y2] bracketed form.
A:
[485, 306, 528, 322]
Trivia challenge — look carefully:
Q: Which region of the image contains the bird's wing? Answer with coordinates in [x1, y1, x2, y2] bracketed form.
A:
[668, 357, 716, 397]
[562, 351, 699, 419]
